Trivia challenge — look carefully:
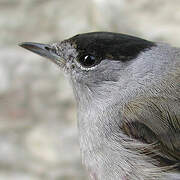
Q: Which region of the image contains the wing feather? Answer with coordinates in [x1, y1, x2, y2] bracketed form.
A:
[120, 81, 180, 165]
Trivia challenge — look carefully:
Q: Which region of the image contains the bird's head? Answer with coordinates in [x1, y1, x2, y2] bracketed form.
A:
[20, 32, 155, 104]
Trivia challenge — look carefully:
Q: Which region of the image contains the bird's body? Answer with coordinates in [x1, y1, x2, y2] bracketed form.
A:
[20, 32, 180, 179]
[77, 43, 180, 180]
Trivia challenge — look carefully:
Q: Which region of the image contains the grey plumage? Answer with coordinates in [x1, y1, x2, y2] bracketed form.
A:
[20, 32, 180, 180]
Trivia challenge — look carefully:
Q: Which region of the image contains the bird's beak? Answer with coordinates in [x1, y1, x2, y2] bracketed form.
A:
[19, 42, 66, 67]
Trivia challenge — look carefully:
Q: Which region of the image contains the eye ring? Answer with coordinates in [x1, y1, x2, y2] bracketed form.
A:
[77, 54, 97, 68]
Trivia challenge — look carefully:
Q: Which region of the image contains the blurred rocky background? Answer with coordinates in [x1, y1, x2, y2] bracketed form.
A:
[0, 0, 180, 179]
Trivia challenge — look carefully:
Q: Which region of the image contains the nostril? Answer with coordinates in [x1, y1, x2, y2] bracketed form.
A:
[71, 64, 75, 69]
[45, 46, 51, 51]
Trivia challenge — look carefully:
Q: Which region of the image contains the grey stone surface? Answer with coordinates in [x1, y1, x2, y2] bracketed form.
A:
[0, 0, 180, 179]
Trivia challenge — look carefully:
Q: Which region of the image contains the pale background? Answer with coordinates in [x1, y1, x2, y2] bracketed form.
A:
[0, 0, 180, 179]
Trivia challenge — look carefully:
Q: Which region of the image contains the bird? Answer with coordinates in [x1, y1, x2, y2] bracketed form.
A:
[20, 32, 180, 180]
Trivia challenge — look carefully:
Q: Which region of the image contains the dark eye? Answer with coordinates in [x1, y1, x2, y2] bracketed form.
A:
[78, 55, 96, 68]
